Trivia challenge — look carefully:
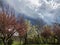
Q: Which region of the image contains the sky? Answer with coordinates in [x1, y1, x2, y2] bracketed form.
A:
[5, 0, 60, 24]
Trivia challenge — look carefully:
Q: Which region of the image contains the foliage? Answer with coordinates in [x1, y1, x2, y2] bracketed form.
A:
[0, 12, 27, 45]
[0, 9, 60, 45]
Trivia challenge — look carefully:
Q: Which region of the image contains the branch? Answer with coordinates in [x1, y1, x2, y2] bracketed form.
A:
[7, 30, 16, 40]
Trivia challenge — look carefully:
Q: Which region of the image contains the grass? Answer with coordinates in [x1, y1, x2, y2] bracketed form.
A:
[12, 41, 20, 45]
[0, 41, 60, 45]
[0, 41, 20, 45]
[12, 41, 60, 45]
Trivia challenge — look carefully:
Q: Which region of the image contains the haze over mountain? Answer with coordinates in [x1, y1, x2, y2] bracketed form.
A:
[0, 0, 46, 26]
[1, 0, 60, 25]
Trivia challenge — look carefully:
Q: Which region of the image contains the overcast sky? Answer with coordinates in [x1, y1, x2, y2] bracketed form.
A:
[5, 0, 60, 24]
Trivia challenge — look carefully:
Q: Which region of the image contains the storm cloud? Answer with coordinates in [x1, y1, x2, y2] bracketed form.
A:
[5, 0, 60, 24]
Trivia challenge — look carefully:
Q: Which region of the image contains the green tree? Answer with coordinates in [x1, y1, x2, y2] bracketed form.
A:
[24, 19, 32, 44]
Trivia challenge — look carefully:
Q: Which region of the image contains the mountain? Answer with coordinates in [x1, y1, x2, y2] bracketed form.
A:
[15, 12, 46, 26]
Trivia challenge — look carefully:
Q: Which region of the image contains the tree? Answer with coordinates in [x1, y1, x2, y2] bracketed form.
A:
[16, 16, 27, 37]
[41, 25, 52, 43]
[0, 12, 17, 45]
[16, 16, 27, 44]
[24, 20, 39, 44]
[53, 24, 60, 43]
[41, 25, 52, 38]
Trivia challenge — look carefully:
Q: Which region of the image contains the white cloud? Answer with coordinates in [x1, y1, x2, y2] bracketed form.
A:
[43, 0, 60, 9]
[28, 0, 40, 7]
[38, 13, 44, 19]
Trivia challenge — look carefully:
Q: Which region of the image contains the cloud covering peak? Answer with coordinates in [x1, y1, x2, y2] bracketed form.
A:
[5, 0, 60, 24]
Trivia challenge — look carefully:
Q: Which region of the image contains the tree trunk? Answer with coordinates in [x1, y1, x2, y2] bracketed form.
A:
[54, 38, 55, 43]
[24, 33, 27, 44]
[37, 34, 40, 44]
[24, 36, 27, 44]
[57, 38, 60, 44]
[3, 42, 8, 45]
[19, 37, 21, 45]
[3, 39, 8, 45]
